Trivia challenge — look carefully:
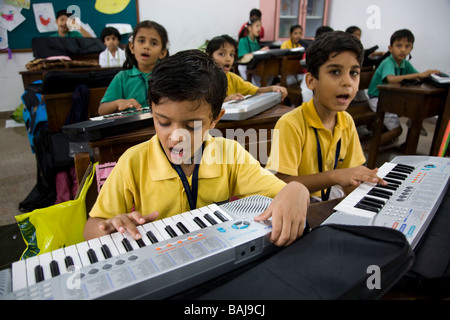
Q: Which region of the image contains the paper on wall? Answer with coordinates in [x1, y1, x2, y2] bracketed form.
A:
[106, 23, 132, 34]
[0, 26, 8, 49]
[32, 2, 57, 33]
[0, 3, 25, 31]
[5, 0, 31, 10]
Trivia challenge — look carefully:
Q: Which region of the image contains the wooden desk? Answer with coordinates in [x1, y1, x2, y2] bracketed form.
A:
[367, 83, 450, 168]
[88, 104, 294, 164]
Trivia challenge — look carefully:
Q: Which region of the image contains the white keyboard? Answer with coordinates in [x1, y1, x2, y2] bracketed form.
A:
[221, 92, 282, 121]
[0, 196, 277, 300]
[323, 156, 450, 249]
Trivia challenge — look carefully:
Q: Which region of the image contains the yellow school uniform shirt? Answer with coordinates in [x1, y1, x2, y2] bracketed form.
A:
[89, 133, 286, 220]
[265, 99, 366, 198]
[226, 72, 259, 96]
[280, 40, 302, 49]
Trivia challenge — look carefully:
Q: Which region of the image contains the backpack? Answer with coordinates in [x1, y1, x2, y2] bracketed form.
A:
[21, 80, 47, 153]
[184, 225, 415, 300]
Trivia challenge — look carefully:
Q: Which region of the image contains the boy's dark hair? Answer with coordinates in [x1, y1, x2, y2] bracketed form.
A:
[124, 20, 169, 69]
[315, 26, 333, 38]
[250, 8, 262, 18]
[100, 27, 121, 42]
[345, 25, 361, 35]
[290, 24, 303, 34]
[56, 10, 70, 19]
[390, 29, 415, 45]
[148, 50, 227, 120]
[306, 30, 364, 79]
[205, 35, 238, 56]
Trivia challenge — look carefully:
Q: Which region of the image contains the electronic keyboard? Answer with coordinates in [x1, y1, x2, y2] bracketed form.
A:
[0, 196, 277, 300]
[322, 156, 450, 249]
[221, 92, 282, 121]
[62, 107, 154, 141]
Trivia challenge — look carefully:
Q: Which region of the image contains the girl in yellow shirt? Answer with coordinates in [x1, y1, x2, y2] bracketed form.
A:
[206, 35, 287, 102]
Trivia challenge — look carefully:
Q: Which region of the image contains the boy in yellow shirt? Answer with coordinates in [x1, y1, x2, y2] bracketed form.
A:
[206, 35, 287, 102]
[266, 31, 386, 201]
[84, 50, 309, 246]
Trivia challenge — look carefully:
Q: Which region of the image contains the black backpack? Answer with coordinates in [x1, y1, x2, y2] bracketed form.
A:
[185, 225, 415, 300]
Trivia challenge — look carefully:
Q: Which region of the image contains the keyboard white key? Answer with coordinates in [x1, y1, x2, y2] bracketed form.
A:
[51, 248, 68, 275]
[142, 222, 165, 243]
[172, 214, 196, 233]
[137, 226, 152, 246]
[64, 245, 83, 270]
[161, 217, 181, 237]
[25, 255, 39, 287]
[110, 232, 128, 255]
[152, 220, 172, 240]
[38, 252, 53, 281]
[12, 259, 27, 292]
[76, 241, 92, 266]
[88, 238, 106, 262]
[180, 211, 202, 231]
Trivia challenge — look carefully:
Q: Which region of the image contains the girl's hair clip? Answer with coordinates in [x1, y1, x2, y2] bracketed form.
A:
[128, 35, 133, 43]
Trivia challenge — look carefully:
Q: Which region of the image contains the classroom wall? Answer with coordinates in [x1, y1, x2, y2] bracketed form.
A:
[327, 0, 450, 73]
[0, 0, 449, 113]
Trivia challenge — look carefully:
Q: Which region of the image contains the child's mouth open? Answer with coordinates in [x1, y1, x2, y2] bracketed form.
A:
[336, 94, 350, 104]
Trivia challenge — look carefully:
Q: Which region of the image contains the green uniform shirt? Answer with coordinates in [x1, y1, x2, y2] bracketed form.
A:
[238, 36, 261, 59]
[101, 66, 151, 108]
[368, 55, 419, 97]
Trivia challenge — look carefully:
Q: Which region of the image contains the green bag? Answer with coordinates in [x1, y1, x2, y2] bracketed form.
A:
[15, 163, 97, 259]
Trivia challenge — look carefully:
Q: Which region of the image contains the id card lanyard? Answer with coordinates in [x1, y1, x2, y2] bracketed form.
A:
[171, 163, 200, 211]
[313, 128, 341, 202]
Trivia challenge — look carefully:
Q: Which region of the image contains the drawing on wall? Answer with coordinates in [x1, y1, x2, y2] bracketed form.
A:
[95, 0, 131, 14]
[32, 2, 57, 33]
[0, 26, 8, 49]
[5, 0, 31, 10]
[0, 3, 25, 31]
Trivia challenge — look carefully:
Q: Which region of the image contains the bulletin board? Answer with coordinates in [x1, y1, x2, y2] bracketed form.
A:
[2, 0, 139, 52]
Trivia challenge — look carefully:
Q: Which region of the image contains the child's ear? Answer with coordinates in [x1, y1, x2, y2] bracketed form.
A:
[159, 48, 168, 60]
[210, 109, 226, 129]
[305, 72, 317, 91]
[128, 41, 134, 54]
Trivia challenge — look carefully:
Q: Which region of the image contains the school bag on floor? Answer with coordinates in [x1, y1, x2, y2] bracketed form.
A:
[189, 224, 415, 300]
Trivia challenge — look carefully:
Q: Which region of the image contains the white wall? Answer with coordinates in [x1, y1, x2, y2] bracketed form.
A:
[327, 0, 450, 72]
[0, 0, 449, 113]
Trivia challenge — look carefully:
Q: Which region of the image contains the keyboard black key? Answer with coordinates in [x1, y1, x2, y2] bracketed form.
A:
[376, 183, 397, 191]
[193, 217, 207, 228]
[87, 248, 98, 264]
[367, 190, 390, 199]
[50, 260, 60, 277]
[165, 225, 178, 238]
[363, 196, 386, 205]
[360, 199, 383, 210]
[372, 187, 393, 196]
[122, 238, 133, 252]
[383, 177, 401, 185]
[34, 265, 44, 282]
[136, 238, 146, 248]
[204, 213, 218, 225]
[395, 164, 415, 172]
[146, 231, 158, 244]
[176, 222, 190, 234]
[386, 172, 407, 180]
[64, 256, 74, 269]
[392, 166, 413, 174]
[213, 210, 228, 222]
[101, 244, 112, 259]
[355, 203, 380, 213]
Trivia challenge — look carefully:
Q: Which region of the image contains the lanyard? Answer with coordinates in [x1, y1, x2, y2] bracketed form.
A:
[313, 128, 341, 202]
[171, 162, 200, 211]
